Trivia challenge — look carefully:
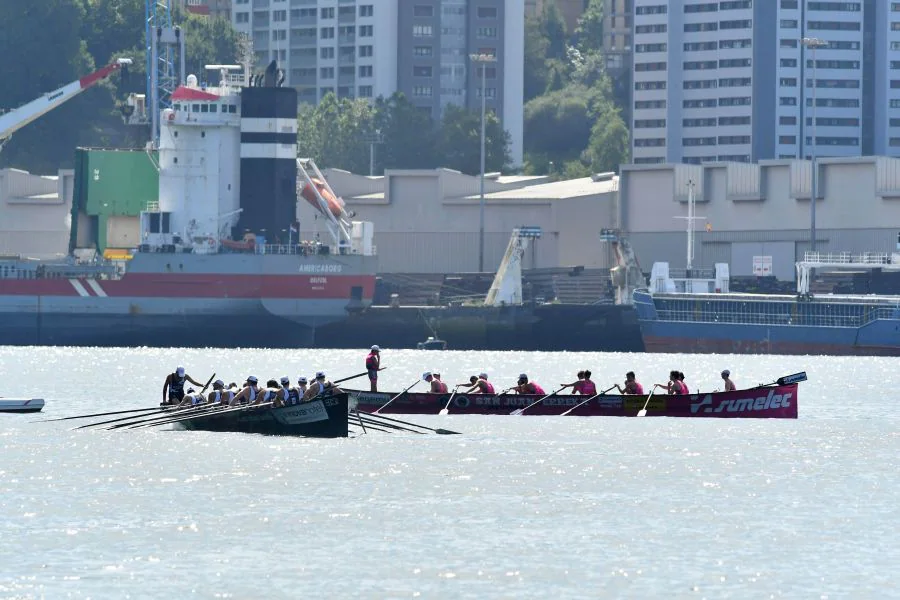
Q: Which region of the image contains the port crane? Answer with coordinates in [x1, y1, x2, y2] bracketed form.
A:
[0, 58, 131, 154]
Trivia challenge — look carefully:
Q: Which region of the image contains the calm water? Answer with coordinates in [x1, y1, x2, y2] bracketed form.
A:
[1, 347, 897, 599]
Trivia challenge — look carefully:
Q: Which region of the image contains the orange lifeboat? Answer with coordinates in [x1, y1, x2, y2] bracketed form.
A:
[301, 178, 344, 218]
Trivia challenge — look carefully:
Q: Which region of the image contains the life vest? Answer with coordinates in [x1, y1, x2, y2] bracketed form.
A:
[581, 380, 597, 395]
[366, 353, 379, 371]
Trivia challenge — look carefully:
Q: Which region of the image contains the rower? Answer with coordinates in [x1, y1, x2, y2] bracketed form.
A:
[464, 373, 494, 394]
[513, 373, 545, 395]
[207, 380, 234, 405]
[366, 345, 381, 392]
[275, 376, 293, 407]
[253, 379, 282, 406]
[677, 372, 689, 394]
[176, 387, 205, 408]
[302, 371, 342, 401]
[721, 369, 736, 392]
[230, 376, 260, 405]
[560, 371, 586, 394]
[659, 371, 685, 395]
[162, 366, 203, 405]
[423, 371, 444, 393]
[294, 376, 308, 402]
[432, 371, 448, 393]
[581, 370, 597, 396]
[615, 371, 644, 395]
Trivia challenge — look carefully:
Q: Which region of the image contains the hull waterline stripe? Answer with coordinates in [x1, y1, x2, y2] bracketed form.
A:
[85, 279, 107, 297]
[69, 279, 90, 297]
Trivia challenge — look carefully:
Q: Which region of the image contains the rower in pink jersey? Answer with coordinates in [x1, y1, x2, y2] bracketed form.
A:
[464, 373, 495, 394]
[616, 371, 644, 395]
[580, 370, 597, 395]
[677, 372, 689, 394]
[513, 374, 545, 395]
[560, 370, 586, 394]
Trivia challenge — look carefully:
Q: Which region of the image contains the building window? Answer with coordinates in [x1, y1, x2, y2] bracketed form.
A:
[358, 65, 372, 77]
[359, 85, 373, 98]
[273, 10, 286, 22]
[413, 5, 434, 17]
[320, 67, 334, 79]
[359, 25, 373, 37]
[780, 58, 798, 67]
[683, 118, 716, 127]
[635, 5, 667, 14]
[320, 47, 334, 59]
[780, 77, 797, 87]
[236, 12, 248, 23]
[359, 45, 373, 57]
[413, 65, 433, 77]
[359, 5, 373, 17]
[413, 46, 433, 57]
[412, 85, 433, 97]
[272, 29, 286, 41]
[477, 7, 498, 18]
[413, 25, 433, 37]
[476, 27, 498, 38]
[320, 7, 334, 19]
[320, 27, 334, 39]
[780, 116, 797, 125]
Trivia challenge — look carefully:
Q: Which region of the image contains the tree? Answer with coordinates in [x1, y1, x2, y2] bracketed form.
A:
[439, 104, 510, 175]
[538, 0, 568, 61]
[523, 86, 593, 161]
[575, 0, 605, 56]
[374, 93, 439, 171]
[523, 16, 549, 102]
[584, 105, 630, 173]
[0, 0, 96, 172]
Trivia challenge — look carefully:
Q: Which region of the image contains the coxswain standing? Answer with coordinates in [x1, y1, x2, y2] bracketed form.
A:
[560, 371, 586, 394]
[423, 371, 444, 393]
[366, 345, 381, 392]
[513, 374, 546, 395]
[615, 371, 644, 395]
[163, 366, 204, 405]
[721, 370, 736, 392]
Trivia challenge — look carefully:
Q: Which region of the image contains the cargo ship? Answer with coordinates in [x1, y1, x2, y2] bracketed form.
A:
[633, 253, 900, 356]
[0, 62, 377, 347]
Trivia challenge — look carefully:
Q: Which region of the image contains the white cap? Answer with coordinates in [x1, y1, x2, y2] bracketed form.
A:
[422, 371, 432, 380]
[176, 367, 185, 376]
[371, 345, 380, 352]
[298, 376, 308, 384]
[247, 375, 258, 384]
[316, 371, 326, 379]
[433, 370, 440, 376]
[280, 376, 290, 385]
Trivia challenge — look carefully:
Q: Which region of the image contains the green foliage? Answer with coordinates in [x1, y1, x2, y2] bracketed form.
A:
[521, 0, 629, 177]
[439, 104, 510, 174]
[1, 1, 242, 173]
[374, 93, 439, 171]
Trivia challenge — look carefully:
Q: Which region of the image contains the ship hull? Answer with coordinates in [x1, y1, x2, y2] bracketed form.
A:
[634, 290, 900, 356]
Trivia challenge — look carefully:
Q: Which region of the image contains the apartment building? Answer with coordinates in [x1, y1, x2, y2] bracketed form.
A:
[631, 0, 891, 165]
[232, 0, 523, 165]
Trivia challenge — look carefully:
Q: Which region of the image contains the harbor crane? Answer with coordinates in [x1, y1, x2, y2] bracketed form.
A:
[0, 58, 132, 154]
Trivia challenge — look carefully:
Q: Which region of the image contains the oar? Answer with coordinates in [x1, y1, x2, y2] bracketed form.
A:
[130, 402, 274, 429]
[373, 379, 420, 414]
[335, 368, 386, 385]
[35, 406, 161, 423]
[510, 385, 568, 416]
[199, 373, 216, 394]
[637, 385, 659, 418]
[560, 385, 616, 416]
[355, 413, 423, 434]
[100, 404, 217, 430]
[74, 406, 181, 429]
[363, 412, 460, 435]
[351, 409, 368, 434]
[438, 384, 464, 416]
[347, 415, 393, 434]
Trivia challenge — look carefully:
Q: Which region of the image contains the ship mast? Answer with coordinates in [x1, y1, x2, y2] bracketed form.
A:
[674, 179, 704, 276]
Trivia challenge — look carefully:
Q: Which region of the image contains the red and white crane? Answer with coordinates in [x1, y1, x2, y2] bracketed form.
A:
[0, 58, 131, 153]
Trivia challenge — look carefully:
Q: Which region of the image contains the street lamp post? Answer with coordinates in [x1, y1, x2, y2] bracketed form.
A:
[802, 37, 828, 255]
[470, 53, 496, 272]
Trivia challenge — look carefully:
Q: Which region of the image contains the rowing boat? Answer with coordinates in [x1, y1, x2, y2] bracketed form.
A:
[174, 394, 350, 437]
[0, 398, 45, 413]
[348, 381, 802, 419]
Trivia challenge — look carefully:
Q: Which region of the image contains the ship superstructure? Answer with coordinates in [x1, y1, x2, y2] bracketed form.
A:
[0, 62, 378, 348]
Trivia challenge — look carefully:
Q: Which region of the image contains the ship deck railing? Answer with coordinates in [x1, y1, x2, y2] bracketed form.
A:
[260, 243, 376, 257]
[801, 251, 900, 266]
[655, 301, 900, 328]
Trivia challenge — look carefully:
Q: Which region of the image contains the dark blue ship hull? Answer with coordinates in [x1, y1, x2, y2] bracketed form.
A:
[634, 290, 900, 356]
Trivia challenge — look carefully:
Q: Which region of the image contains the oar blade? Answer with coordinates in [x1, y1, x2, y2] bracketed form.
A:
[438, 408, 449, 416]
[510, 408, 524, 416]
[637, 409, 648, 417]
[434, 428, 460, 435]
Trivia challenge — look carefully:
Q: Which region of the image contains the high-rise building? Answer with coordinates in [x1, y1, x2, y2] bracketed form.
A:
[232, 0, 523, 166]
[630, 0, 895, 165]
